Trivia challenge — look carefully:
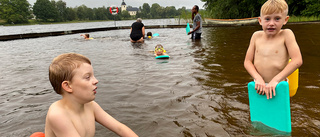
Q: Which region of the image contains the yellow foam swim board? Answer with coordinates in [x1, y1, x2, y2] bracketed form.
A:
[287, 59, 299, 97]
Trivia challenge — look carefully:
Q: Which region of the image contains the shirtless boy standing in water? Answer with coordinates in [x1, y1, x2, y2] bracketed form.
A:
[45, 53, 138, 137]
[244, 0, 302, 99]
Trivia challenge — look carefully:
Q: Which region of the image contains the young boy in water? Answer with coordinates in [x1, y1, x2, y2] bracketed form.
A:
[244, 0, 302, 99]
[45, 53, 138, 137]
[154, 44, 167, 57]
[80, 34, 93, 40]
[147, 32, 152, 39]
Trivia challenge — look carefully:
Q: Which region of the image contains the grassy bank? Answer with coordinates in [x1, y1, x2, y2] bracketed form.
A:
[288, 16, 320, 22]
[0, 20, 5, 25]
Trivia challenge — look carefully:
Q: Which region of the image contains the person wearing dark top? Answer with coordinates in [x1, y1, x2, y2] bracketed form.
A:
[130, 18, 145, 43]
[188, 5, 202, 39]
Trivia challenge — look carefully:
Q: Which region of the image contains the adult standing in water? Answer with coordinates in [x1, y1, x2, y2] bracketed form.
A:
[188, 5, 202, 39]
[130, 18, 145, 43]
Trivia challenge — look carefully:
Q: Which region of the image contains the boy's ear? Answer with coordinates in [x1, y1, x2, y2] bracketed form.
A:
[61, 81, 73, 93]
[258, 17, 262, 25]
[284, 16, 290, 25]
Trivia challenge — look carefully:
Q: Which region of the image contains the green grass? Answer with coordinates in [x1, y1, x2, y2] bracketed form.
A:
[288, 16, 320, 22]
[0, 20, 6, 25]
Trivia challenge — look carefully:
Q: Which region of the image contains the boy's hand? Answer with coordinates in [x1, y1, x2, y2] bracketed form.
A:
[255, 79, 266, 95]
[265, 81, 278, 99]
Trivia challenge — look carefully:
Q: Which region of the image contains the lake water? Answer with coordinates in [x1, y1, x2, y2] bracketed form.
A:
[0, 19, 319, 136]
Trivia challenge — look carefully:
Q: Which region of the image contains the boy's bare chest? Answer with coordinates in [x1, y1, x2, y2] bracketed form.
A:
[71, 111, 96, 137]
[255, 37, 287, 56]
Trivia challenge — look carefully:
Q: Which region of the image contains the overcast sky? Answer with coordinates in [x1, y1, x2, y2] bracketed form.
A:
[27, 0, 206, 9]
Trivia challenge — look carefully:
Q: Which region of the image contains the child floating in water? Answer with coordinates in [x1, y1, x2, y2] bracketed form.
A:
[154, 44, 167, 57]
[80, 33, 93, 40]
[147, 32, 152, 39]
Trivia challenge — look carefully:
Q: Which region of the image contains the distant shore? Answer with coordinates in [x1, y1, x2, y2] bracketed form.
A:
[1, 18, 320, 41]
[1, 17, 320, 26]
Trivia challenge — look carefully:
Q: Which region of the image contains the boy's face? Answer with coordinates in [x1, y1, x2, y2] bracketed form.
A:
[69, 63, 98, 103]
[259, 12, 289, 36]
[155, 47, 164, 55]
[155, 50, 163, 55]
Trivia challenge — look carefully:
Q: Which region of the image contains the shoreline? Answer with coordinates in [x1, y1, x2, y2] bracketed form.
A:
[1, 21, 320, 41]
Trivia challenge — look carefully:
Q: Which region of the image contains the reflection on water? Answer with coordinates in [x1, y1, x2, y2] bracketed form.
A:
[0, 23, 320, 136]
[250, 122, 291, 136]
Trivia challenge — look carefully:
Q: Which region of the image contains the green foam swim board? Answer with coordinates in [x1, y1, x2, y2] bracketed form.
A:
[248, 81, 291, 133]
[186, 23, 190, 35]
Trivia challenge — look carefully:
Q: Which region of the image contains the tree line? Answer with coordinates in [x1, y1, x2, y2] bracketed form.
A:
[0, 0, 190, 24]
[2, 0, 319, 24]
[201, 0, 320, 19]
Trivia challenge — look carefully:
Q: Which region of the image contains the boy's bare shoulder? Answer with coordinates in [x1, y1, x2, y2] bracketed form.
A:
[251, 30, 264, 39]
[253, 30, 264, 36]
[47, 101, 68, 122]
[282, 28, 293, 32]
[281, 28, 294, 35]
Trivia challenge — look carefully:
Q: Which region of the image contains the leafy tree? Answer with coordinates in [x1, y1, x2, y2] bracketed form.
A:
[55, 0, 67, 21]
[202, 0, 320, 19]
[33, 0, 58, 21]
[120, 10, 131, 19]
[86, 8, 94, 20]
[301, 0, 320, 16]
[177, 6, 190, 20]
[163, 6, 177, 18]
[0, 0, 31, 23]
[93, 7, 108, 20]
[140, 3, 151, 18]
[65, 7, 77, 21]
[150, 3, 162, 18]
[76, 5, 88, 20]
[287, 0, 306, 16]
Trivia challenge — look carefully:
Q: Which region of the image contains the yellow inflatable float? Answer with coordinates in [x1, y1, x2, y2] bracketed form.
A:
[287, 59, 299, 97]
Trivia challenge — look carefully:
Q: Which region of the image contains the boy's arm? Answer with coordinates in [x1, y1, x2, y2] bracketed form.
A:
[244, 31, 266, 94]
[46, 107, 81, 137]
[93, 101, 138, 137]
[266, 29, 303, 93]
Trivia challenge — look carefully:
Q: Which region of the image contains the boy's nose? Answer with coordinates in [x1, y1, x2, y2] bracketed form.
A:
[93, 77, 99, 85]
[269, 20, 275, 25]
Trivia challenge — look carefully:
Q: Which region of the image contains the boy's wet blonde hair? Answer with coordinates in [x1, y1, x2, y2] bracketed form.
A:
[155, 44, 163, 49]
[261, 0, 288, 16]
[49, 53, 91, 94]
